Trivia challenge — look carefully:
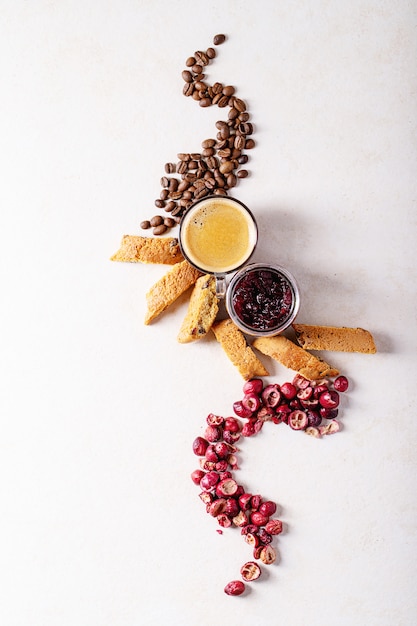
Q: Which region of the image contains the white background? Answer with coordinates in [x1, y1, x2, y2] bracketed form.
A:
[1, 1, 416, 625]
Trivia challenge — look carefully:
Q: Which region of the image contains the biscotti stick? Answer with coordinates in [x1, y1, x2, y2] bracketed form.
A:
[292, 324, 377, 354]
[253, 335, 339, 380]
[212, 318, 269, 380]
[111, 235, 184, 264]
[144, 261, 202, 325]
[177, 275, 219, 343]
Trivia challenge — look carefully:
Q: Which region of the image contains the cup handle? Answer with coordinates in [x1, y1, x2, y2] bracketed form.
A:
[215, 273, 227, 299]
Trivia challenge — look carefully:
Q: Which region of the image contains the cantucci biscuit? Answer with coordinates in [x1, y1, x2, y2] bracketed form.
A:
[177, 274, 219, 343]
[212, 318, 269, 380]
[111, 235, 184, 264]
[253, 335, 339, 380]
[292, 324, 377, 354]
[144, 261, 202, 325]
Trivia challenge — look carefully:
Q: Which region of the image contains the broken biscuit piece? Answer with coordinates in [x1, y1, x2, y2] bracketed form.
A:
[111, 235, 184, 264]
[292, 324, 377, 354]
[144, 261, 202, 325]
[253, 335, 339, 380]
[177, 274, 219, 343]
[212, 318, 269, 380]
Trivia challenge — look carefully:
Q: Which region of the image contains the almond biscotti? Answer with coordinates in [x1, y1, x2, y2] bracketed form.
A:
[111, 235, 184, 264]
[252, 335, 339, 380]
[177, 274, 219, 343]
[144, 261, 202, 325]
[212, 318, 269, 380]
[292, 324, 377, 354]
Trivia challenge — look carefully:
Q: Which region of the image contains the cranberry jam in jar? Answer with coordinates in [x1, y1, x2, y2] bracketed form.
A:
[226, 263, 300, 337]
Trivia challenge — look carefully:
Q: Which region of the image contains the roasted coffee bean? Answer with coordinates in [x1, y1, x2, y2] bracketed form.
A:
[153, 224, 167, 236]
[169, 178, 179, 192]
[176, 161, 188, 174]
[188, 160, 198, 170]
[165, 162, 176, 173]
[171, 205, 183, 217]
[183, 82, 194, 97]
[150, 215, 164, 227]
[164, 217, 176, 228]
[194, 50, 209, 65]
[206, 47, 216, 59]
[231, 148, 242, 159]
[238, 112, 250, 122]
[186, 56, 196, 67]
[165, 201, 176, 212]
[214, 188, 228, 196]
[219, 160, 235, 174]
[234, 135, 245, 150]
[160, 176, 169, 188]
[182, 70, 193, 83]
[212, 93, 222, 105]
[140, 220, 151, 230]
[155, 199, 165, 209]
[217, 148, 231, 158]
[182, 190, 193, 200]
[228, 107, 239, 120]
[201, 138, 216, 149]
[245, 138, 255, 149]
[178, 180, 190, 192]
[215, 175, 226, 188]
[215, 139, 228, 150]
[233, 97, 247, 112]
[192, 63, 203, 74]
[227, 173, 237, 187]
[212, 82, 224, 95]
[217, 95, 229, 107]
[223, 85, 235, 97]
[237, 154, 249, 164]
[192, 91, 201, 101]
[199, 97, 212, 107]
[184, 172, 197, 182]
[169, 191, 183, 200]
[202, 147, 215, 157]
[204, 177, 216, 189]
[194, 80, 206, 91]
[160, 189, 169, 200]
[177, 153, 190, 161]
[213, 33, 226, 45]
[191, 153, 201, 160]
[206, 155, 218, 169]
[195, 186, 209, 199]
[237, 169, 249, 178]
[239, 122, 253, 135]
[220, 126, 230, 139]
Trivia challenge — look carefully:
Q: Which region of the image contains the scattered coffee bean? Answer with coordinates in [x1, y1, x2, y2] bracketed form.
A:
[150, 215, 164, 227]
[153, 224, 167, 235]
[213, 33, 226, 45]
[140, 220, 151, 229]
[164, 217, 176, 228]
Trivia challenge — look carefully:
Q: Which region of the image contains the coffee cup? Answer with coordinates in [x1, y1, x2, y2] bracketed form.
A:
[179, 195, 258, 298]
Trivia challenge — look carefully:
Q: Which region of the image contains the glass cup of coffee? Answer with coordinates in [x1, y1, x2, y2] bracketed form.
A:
[179, 195, 258, 298]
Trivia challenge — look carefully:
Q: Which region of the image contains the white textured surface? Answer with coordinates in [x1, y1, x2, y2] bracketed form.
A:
[1, 2, 416, 625]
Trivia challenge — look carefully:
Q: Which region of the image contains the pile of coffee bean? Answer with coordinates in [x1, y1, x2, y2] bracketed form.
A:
[141, 34, 254, 236]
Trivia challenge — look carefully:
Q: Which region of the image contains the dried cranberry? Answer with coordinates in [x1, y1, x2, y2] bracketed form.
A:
[192, 436, 209, 456]
[233, 400, 253, 418]
[280, 382, 297, 400]
[243, 378, 263, 395]
[334, 375, 349, 392]
[224, 580, 245, 596]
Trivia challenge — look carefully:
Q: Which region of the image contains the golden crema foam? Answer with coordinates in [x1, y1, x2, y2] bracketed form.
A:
[180, 198, 257, 274]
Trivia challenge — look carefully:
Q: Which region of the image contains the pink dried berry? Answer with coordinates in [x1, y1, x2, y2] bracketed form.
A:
[261, 384, 281, 407]
[259, 545, 277, 565]
[280, 382, 297, 400]
[288, 410, 308, 430]
[243, 378, 263, 395]
[334, 375, 349, 392]
[258, 500, 277, 517]
[233, 400, 253, 418]
[240, 561, 262, 581]
[224, 417, 241, 433]
[265, 519, 283, 535]
[191, 469, 205, 485]
[319, 390, 340, 409]
[224, 580, 245, 596]
[242, 392, 261, 412]
[206, 413, 224, 426]
[216, 478, 238, 497]
[192, 436, 209, 456]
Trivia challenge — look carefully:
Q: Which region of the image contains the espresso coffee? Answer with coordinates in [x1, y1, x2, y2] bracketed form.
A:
[179, 196, 257, 274]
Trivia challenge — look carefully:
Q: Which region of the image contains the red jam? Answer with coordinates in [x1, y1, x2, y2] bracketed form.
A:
[229, 265, 297, 333]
